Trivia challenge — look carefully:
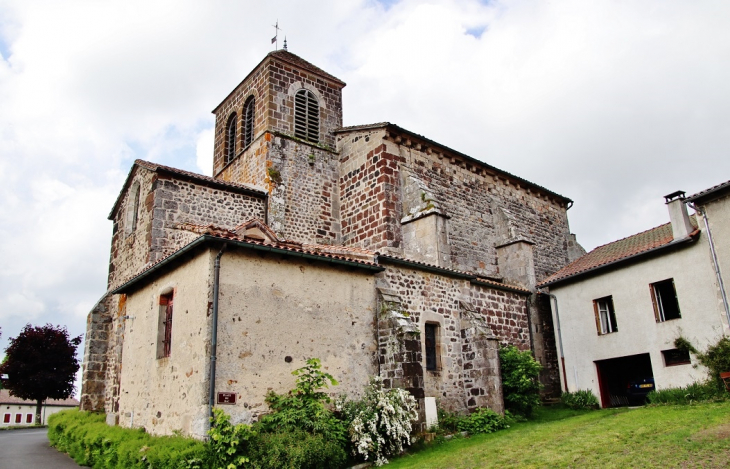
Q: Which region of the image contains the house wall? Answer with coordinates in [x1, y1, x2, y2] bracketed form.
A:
[0, 404, 76, 426]
[117, 250, 214, 438]
[213, 249, 378, 425]
[698, 193, 730, 320]
[551, 233, 727, 404]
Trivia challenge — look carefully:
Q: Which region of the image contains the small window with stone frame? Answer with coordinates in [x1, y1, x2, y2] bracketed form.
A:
[650, 278, 682, 322]
[243, 96, 255, 149]
[424, 322, 442, 371]
[157, 291, 174, 359]
[294, 89, 319, 143]
[593, 296, 618, 335]
[226, 113, 237, 164]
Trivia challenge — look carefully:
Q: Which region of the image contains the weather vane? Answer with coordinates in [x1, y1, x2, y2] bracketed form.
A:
[271, 21, 282, 50]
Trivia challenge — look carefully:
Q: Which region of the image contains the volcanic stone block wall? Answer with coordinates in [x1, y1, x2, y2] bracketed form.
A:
[264, 136, 341, 243]
[212, 60, 268, 176]
[338, 130, 404, 251]
[376, 264, 528, 416]
[213, 52, 344, 178]
[336, 127, 572, 282]
[146, 175, 265, 263]
[79, 295, 114, 412]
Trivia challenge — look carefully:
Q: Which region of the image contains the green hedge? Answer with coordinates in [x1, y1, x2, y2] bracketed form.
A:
[48, 409, 208, 469]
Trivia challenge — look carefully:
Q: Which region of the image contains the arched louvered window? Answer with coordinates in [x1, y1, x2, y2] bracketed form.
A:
[243, 97, 255, 148]
[294, 89, 319, 143]
[226, 113, 237, 164]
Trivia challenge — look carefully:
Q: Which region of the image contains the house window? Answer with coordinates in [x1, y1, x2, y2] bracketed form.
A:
[226, 113, 237, 164]
[157, 292, 173, 359]
[662, 349, 691, 366]
[26, 413, 33, 424]
[3, 414, 9, 423]
[14, 414, 21, 424]
[593, 296, 618, 335]
[650, 279, 681, 322]
[294, 89, 319, 143]
[424, 323, 441, 371]
[243, 96, 255, 148]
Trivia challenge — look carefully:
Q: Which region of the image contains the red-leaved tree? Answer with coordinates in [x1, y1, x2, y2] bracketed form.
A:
[0, 324, 82, 425]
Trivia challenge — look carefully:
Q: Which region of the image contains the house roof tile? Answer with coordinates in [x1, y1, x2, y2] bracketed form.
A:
[539, 221, 699, 287]
[686, 179, 730, 204]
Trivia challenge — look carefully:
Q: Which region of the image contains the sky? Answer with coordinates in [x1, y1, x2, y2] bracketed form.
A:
[1, 0, 729, 395]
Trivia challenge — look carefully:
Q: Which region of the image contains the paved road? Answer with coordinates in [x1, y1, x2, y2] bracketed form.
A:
[0, 428, 82, 468]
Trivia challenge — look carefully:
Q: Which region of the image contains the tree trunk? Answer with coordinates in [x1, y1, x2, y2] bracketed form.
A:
[35, 399, 42, 426]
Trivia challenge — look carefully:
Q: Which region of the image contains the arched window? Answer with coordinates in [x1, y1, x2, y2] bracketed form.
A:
[294, 89, 319, 143]
[243, 96, 255, 148]
[125, 181, 140, 236]
[226, 113, 237, 164]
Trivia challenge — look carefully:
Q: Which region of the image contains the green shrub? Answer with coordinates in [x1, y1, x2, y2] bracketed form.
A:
[48, 409, 208, 469]
[208, 407, 255, 468]
[561, 390, 599, 410]
[675, 336, 730, 392]
[258, 358, 347, 444]
[337, 376, 419, 466]
[646, 381, 727, 405]
[498, 345, 543, 417]
[456, 407, 508, 434]
[248, 429, 347, 469]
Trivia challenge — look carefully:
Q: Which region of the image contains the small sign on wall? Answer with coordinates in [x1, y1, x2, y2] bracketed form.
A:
[217, 392, 237, 405]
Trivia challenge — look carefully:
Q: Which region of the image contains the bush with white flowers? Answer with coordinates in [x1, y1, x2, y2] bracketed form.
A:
[338, 377, 419, 466]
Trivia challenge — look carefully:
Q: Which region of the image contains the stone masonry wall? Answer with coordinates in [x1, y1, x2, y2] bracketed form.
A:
[148, 175, 266, 263]
[535, 293, 561, 398]
[213, 53, 344, 177]
[79, 295, 114, 412]
[336, 128, 573, 282]
[376, 264, 528, 416]
[338, 130, 404, 251]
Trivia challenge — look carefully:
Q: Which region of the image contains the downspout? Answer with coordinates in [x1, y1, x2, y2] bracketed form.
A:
[208, 245, 227, 423]
[544, 292, 569, 392]
[688, 202, 730, 330]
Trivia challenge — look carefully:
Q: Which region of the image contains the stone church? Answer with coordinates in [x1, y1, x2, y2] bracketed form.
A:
[80, 49, 583, 438]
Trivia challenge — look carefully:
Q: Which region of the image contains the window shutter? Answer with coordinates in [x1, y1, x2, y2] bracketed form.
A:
[593, 300, 602, 335]
[649, 284, 660, 322]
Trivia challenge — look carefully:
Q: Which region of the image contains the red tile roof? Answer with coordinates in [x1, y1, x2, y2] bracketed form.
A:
[0, 389, 79, 407]
[539, 221, 700, 287]
[687, 179, 730, 204]
[112, 225, 383, 294]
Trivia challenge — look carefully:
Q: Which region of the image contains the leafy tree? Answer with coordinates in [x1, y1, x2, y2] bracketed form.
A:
[0, 324, 82, 425]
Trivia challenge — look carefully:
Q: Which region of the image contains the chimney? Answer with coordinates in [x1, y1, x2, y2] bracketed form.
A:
[664, 191, 694, 240]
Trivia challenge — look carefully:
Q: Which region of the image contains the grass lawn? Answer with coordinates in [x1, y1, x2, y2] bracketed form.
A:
[388, 402, 730, 468]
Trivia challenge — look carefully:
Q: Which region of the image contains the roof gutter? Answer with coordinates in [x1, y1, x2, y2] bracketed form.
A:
[540, 231, 700, 288]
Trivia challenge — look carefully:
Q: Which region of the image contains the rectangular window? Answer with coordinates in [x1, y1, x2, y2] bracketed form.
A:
[157, 293, 174, 359]
[3, 414, 9, 423]
[26, 414, 33, 424]
[14, 414, 21, 424]
[650, 279, 681, 321]
[593, 296, 618, 335]
[662, 348, 691, 366]
[424, 323, 441, 371]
